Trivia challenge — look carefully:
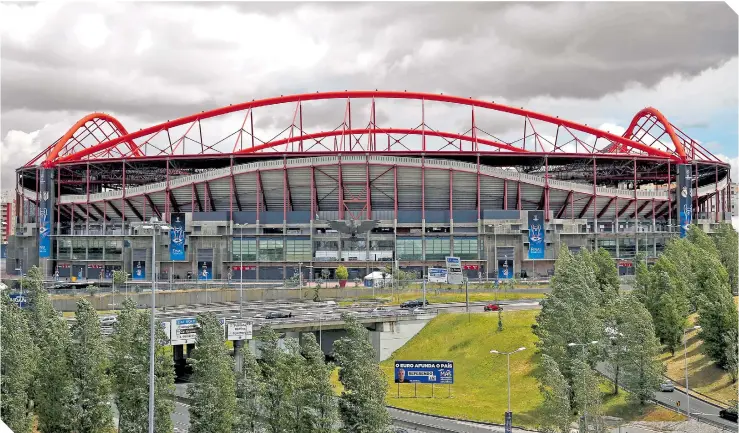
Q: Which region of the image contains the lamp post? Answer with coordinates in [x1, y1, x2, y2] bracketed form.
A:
[684, 325, 701, 420]
[568, 341, 599, 433]
[235, 223, 248, 318]
[141, 217, 170, 433]
[488, 223, 504, 283]
[490, 347, 526, 433]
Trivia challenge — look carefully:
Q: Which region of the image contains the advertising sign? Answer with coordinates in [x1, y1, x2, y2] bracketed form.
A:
[445, 257, 464, 285]
[227, 321, 253, 341]
[197, 261, 213, 280]
[169, 212, 186, 261]
[394, 360, 454, 384]
[527, 210, 545, 259]
[132, 261, 146, 280]
[428, 267, 448, 283]
[498, 258, 514, 279]
[38, 168, 52, 258]
[677, 164, 693, 238]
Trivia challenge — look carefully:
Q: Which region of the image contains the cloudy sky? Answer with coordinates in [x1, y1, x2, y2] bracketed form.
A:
[1, 1, 737, 190]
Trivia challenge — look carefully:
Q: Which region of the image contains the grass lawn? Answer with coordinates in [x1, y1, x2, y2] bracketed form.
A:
[658, 313, 738, 406]
[339, 291, 544, 307]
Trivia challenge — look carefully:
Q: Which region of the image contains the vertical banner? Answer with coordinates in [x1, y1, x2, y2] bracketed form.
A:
[169, 212, 186, 260]
[497, 258, 514, 279]
[527, 210, 545, 259]
[132, 260, 146, 280]
[38, 168, 52, 258]
[677, 164, 693, 238]
[197, 261, 213, 280]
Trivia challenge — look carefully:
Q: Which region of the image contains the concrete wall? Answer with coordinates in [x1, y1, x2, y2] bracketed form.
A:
[370, 317, 431, 361]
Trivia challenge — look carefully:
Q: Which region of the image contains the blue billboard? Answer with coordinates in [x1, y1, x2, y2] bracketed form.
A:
[394, 360, 454, 384]
[9, 294, 28, 309]
[677, 164, 692, 238]
[498, 258, 514, 280]
[527, 210, 545, 259]
[169, 212, 186, 261]
[197, 261, 213, 280]
[132, 261, 146, 280]
[38, 168, 52, 258]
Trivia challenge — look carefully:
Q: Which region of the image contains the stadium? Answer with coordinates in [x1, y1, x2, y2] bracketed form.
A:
[7, 90, 733, 283]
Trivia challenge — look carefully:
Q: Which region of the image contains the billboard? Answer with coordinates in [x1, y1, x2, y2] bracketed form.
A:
[445, 257, 463, 285]
[132, 261, 146, 280]
[677, 164, 693, 238]
[227, 321, 253, 340]
[527, 210, 545, 259]
[394, 360, 454, 384]
[498, 258, 514, 279]
[197, 261, 213, 280]
[38, 168, 52, 258]
[428, 267, 448, 283]
[9, 294, 28, 309]
[169, 212, 186, 261]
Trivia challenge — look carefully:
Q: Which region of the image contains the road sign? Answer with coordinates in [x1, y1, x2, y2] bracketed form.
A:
[227, 321, 253, 341]
[428, 268, 448, 283]
[9, 293, 27, 308]
[445, 257, 463, 285]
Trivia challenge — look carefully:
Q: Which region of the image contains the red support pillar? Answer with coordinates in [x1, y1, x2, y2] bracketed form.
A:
[449, 169, 454, 222]
[667, 161, 672, 225]
[393, 165, 398, 221]
[366, 155, 372, 219]
[338, 156, 344, 220]
[283, 158, 288, 222]
[165, 159, 171, 222]
[421, 98, 426, 152]
[256, 170, 262, 222]
[421, 156, 426, 221]
[57, 168, 61, 235]
[633, 159, 638, 221]
[122, 161, 126, 229]
[593, 159, 597, 228]
[191, 183, 195, 213]
[517, 182, 521, 210]
[544, 155, 550, 221]
[86, 163, 90, 232]
[310, 164, 316, 219]
[503, 179, 508, 210]
[476, 155, 481, 220]
[229, 157, 234, 223]
[715, 165, 719, 222]
[570, 190, 574, 220]
[35, 168, 39, 230]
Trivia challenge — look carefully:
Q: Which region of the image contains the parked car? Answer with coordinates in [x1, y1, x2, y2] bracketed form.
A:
[265, 311, 293, 319]
[659, 380, 674, 392]
[484, 303, 503, 312]
[719, 406, 738, 422]
[100, 316, 118, 327]
[400, 300, 429, 309]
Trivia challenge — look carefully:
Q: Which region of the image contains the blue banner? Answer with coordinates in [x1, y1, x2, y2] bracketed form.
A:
[197, 261, 213, 280]
[132, 261, 146, 280]
[38, 169, 52, 258]
[528, 210, 545, 259]
[394, 360, 454, 384]
[170, 212, 186, 261]
[677, 164, 692, 238]
[498, 258, 514, 279]
[9, 293, 28, 309]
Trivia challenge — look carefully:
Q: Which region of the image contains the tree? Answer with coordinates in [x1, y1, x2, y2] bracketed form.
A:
[112, 298, 175, 433]
[697, 282, 738, 370]
[113, 269, 128, 293]
[336, 265, 349, 281]
[0, 294, 37, 433]
[24, 265, 53, 346]
[571, 360, 605, 433]
[535, 354, 571, 433]
[70, 298, 113, 433]
[188, 313, 237, 433]
[300, 333, 338, 433]
[234, 341, 264, 433]
[711, 222, 738, 292]
[618, 295, 663, 405]
[592, 248, 619, 300]
[258, 325, 302, 433]
[333, 313, 390, 433]
[653, 291, 684, 356]
[85, 284, 100, 296]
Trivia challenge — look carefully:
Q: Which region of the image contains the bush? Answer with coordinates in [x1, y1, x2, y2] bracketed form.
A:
[336, 265, 349, 281]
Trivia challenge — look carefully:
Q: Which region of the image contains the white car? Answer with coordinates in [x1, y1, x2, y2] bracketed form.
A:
[372, 306, 391, 314]
[100, 316, 118, 327]
[659, 380, 675, 392]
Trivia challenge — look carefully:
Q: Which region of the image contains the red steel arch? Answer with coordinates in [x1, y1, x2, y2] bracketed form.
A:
[42, 91, 701, 167]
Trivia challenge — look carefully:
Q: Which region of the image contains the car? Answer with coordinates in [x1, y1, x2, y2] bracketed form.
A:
[659, 380, 674, 392]
[100, 315, 118, 327]
[484, 303, 503, 312]
[372, 306, 391, 313]
[400, 300, 429, 309]
[719, 406, 738, 422]
[411, 307, 427, 314]
[265, 311, 293, 319]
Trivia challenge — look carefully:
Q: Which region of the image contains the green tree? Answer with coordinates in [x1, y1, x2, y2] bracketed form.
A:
[258, 326, 302, 433]
[333, 313, 390, 433]
[335, 265, 349, 281]
[24, 265, 53, 346]
[592, 248, 619, 298]
[536, 354, 571, 433]
[70, 298, 113, 433]
[235, 341, 264, 433]
[571, 360, 605, 433]
[301, 333, 338, 433]
[0, 294, 37, 433]
[111, 298, 174, 433]
[653, 291, 684, 355]
[618, 295, 663, 405]
[697, 282, 739, 370]
[711, 222, 738, 292]
[188, 313, 237, 433]
[113, 269, 128, 293]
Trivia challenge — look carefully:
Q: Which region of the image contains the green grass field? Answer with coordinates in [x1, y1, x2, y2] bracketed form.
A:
[339, 291, 544, 307]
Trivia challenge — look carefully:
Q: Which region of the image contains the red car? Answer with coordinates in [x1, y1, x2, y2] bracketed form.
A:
[484, 303, 503, 312]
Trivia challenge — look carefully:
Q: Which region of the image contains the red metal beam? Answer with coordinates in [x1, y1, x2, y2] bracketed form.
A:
[597, 197, 616, 219]
[144, 193, 162, 219]
[628, 201, 650, 219]
[124, 198, 143, 221]
[192, 184, 203, 212]
[578, 196, 594, 219]
[204, 181, 216, 212]
[89, 202, 111, 221]
[555, 190, 573, 219]
[617, 200, 636, 218]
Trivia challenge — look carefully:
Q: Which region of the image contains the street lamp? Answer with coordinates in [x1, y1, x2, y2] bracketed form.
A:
[568, 341, 599, 432]
[141, 217, 170, 433]
[490, 346, 526, 419]
[684, 325, 701, 420]
[234, 223, 249, 318]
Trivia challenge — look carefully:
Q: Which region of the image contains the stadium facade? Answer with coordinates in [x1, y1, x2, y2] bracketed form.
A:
[7, 91, 733, 282]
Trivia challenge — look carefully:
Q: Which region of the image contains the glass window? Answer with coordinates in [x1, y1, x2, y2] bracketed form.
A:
[314, 240, 338, 251]
[286, 239, 312, 262]
[231, 238, 257, 261]
[104, 240, 123, 260]
[618, 237, 636, 259]
[598, 239, 617, 258]
[396, 238, 422, 260]
[88, 238, 104, 260]
[454, 237, 478, 260]
[58, 238, 72, 259]
[425, 237, 450, 261]
[259, 239, 284, 262]
[637, 235, 651, 257]
[370, 240, 394, 250]
[72, 238, 87, 260]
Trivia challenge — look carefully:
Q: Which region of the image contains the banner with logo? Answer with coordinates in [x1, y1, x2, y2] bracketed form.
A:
[132, 261, 146, 280]
[394, 360, 454, 384]
[677, 164, 693, 238]
[169, 212, 186, 260]
[428, 267, 448, 283]
[498, 258, 514, 279]
[197, 261, 213, 280]
[527, 210, 545, 259]
[38, 168, 53, 258]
